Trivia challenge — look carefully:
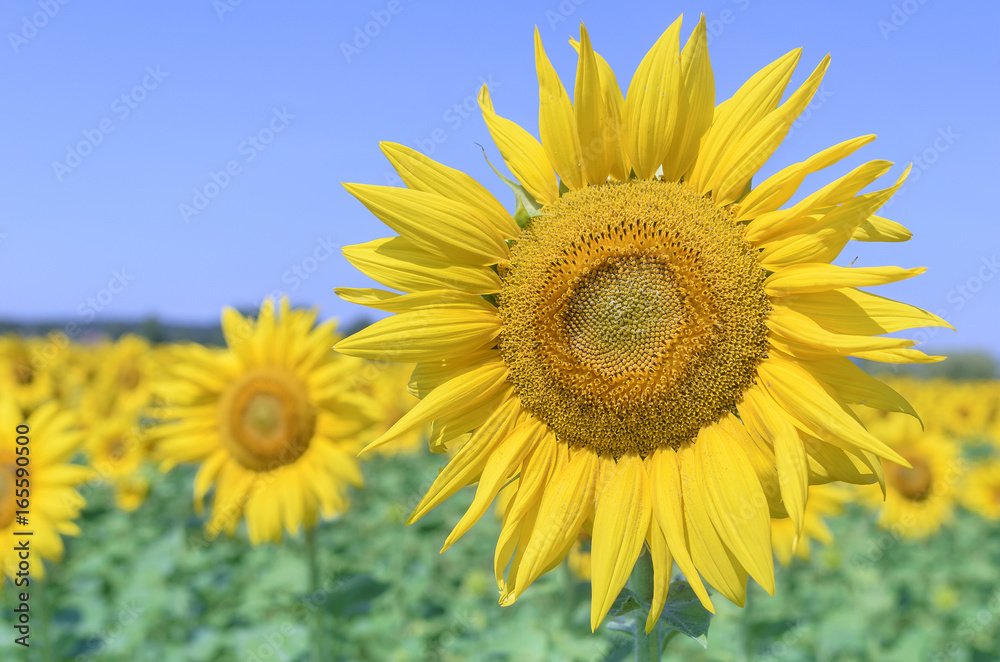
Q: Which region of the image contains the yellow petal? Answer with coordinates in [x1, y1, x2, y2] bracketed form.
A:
[360, 361, 510, 453]
[342, 237, 502, 295]
[737, 135, 875, 221]
[574, 23, 613, 185]
[777, 288, 952, 336]
[676, 443, 749, 606]
[334, 287, 495, 314]
[695, 421, 775, 595]
[623, 17, 683, 179]
[757, 358, 909, 466]
[799, 356, 920, 421]
[644, 519, 673, 633]
[647, 450, 714, 613]
[535, 28, 583, 189]
[513, 450, 598, 598]
[590, 454, 651, 631]
[662, 15, 714, 182]
[479, 85, 559, 206]
[569, 36, 628, 180]
[765, 263, 925, 296]
[715, 55, 831, 205]
[335, 308, 500, 362]
[407, 399, 521, 523]
[852, 214, 912, 242]
[380, 142, 519, 237]
[688, 48, 801, 195]
[344, 183, 508, 266]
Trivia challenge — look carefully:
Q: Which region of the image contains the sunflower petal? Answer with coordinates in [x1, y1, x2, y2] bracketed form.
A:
[624, 17, 683, 179]
[590, 454, 651, 631]
[344, 184, 508, 266]
[380, 142, 519, 237]
[478, 85, 559, 205]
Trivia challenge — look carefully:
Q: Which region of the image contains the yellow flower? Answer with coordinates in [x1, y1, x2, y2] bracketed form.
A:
[337, 18, 946, 630]
[84, 406, 151, 512]
[771, 484, 849, 566]
[0, 335, 57, 411]
[1, 397, 89, 582]
[150, 299, 376, 544]
[961, 461, 1000, 520]
[861, 418, 962, 539]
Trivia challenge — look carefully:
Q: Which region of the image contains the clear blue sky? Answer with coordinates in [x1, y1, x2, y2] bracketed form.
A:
[1, 0, 997, 357]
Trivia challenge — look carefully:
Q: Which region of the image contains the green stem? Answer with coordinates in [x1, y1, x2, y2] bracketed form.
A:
[561, 558, 575, 630]
[305, 526, 327, 662]
[630, 549, 660, 662]
[38, 574, 53, 662]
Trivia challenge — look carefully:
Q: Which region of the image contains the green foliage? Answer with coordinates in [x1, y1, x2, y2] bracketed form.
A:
[2, 452, 999, 660]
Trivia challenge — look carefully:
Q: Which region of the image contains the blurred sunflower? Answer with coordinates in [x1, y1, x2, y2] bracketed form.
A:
[961, 461, 1000, 520]
[0, 335, 56, 411]
[85, 407, 151, 512]
[0, 397, 89, 582]
[862, 418, 962, 539]
[361, 361, 426, 455]
[337, 17, 946, 630]
[150, 299, 377, 544]
[771, 484, 850, 566]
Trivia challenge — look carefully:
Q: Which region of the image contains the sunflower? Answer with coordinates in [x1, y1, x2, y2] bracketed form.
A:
[0, 335, 57, 411]
[336, 17, 947, 630]
[860, 418, 962, 539]
[961, 461, 1000, 520]
[1, 396, 89, 583]
[84, 406, 151, 511]
[770, 483, 849, 566]
[150, 299, 376, 544]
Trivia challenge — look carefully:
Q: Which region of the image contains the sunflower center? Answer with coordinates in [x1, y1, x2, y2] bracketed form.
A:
[12, 357, 34, 386]
[218, 367, 316, 472]
[118, 363, 140, 390]
[0, 465, 15, 529]
[499, 179, 770, 458]
[889, 456, 934, 502]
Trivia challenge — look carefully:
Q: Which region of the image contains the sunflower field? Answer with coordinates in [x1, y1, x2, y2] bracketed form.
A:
[1, 328, 999, 661]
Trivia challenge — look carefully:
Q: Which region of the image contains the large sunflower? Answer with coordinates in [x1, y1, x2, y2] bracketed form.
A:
[1, 397, 89, 583]
[151, 299, 376, 544]
[337, 17, 948, 630]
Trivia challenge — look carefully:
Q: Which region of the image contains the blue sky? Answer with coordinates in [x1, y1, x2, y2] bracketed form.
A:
[1, 0, 997, 357]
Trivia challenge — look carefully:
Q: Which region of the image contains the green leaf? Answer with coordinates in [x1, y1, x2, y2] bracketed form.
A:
[604, 579, 713, 652]
[326, 574, 391, 617]
[478, 144, 543, 227]
[651, 579, 713, 649]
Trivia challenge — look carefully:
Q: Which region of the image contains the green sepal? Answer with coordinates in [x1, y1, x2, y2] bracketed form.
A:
[478, 144, 543, 228]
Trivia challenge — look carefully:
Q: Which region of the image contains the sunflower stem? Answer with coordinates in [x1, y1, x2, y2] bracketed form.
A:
[562, 558, 575, 630]
[39, 575, 53, 662]
[305, 526, 327, 662]
[631, 548, 660, 662]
